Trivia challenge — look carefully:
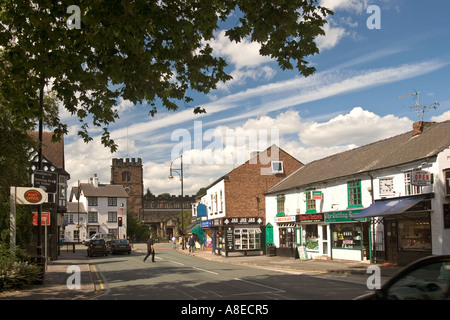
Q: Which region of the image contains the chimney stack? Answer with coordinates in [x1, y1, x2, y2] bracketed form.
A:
[90, 173, 99, 187]
[413, 121, 435, 136]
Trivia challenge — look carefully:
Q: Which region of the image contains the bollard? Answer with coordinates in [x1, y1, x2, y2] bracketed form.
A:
[73, 243, 75, 253]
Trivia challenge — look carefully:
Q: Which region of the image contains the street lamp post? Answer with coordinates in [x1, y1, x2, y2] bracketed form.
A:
[169, 155, 185, 249]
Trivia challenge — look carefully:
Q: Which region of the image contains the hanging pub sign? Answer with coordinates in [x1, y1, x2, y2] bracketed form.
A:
[412, 169, 431, 186]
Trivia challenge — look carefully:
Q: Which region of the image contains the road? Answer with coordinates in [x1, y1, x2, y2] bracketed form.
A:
[88, 243, 369, 300]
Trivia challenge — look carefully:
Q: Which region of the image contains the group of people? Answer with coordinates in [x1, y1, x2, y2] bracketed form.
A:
[143, 234, 200, 263]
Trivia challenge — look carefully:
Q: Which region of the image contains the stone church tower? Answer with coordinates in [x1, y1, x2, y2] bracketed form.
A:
[111, 158, 143, 217]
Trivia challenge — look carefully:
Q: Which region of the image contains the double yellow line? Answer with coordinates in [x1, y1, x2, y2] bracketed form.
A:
[90, 264, 105, 291]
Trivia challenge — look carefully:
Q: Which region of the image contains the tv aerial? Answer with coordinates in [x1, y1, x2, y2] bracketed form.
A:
[398, 90, 439, 122]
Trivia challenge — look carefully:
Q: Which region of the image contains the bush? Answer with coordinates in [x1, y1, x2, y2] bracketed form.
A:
[0, 243, 41, 292]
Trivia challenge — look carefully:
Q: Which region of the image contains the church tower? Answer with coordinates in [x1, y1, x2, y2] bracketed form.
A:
[111, 158, 143, 217]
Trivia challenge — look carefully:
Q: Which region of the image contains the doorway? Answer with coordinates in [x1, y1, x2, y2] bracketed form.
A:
[385, 219, 398, 264]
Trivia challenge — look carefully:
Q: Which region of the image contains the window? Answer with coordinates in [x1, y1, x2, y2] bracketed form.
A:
[88, 211, 98, 223]
[348, 180, 362, 208]
[69, 214, 74, 224]
[306, 189, 316, 213]
[108, 197, 117, 206]
[404, 171, 423, 196]
[276, 195, 285, 217]
[220, 190, 223, 212]
[88, 197, 98, 206]
[108, 211, 117, 223]
[234, 228, 261, 250]
[122, 171, 131, 182]
[271, 161, 284, 174]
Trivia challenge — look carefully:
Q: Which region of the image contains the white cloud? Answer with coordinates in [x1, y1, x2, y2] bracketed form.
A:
[298, 107, 412, 147]
[315, 23, 347, 51]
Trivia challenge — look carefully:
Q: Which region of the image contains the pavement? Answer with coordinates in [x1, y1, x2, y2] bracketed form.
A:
[1, 242, 402, 300]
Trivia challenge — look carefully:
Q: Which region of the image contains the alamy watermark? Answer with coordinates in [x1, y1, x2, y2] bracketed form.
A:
[66, 265, 81, 290]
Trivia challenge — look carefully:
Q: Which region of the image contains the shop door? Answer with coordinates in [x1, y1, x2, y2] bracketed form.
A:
[385, 220, 398, 264]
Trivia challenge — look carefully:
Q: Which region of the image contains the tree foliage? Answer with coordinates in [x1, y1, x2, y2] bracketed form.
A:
[0, 0, 332, 152]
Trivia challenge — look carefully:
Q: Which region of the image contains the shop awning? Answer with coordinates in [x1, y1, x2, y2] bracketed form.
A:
[352, 194, 428, 219]
[187, 223, 204, 241]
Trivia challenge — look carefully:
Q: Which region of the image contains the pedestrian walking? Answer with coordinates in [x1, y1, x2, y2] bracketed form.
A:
[143, 235, 155, 263]
[188, 235, 196, 255]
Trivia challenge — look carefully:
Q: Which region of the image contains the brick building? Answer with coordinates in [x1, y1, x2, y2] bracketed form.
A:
[193, 145, 303, 256]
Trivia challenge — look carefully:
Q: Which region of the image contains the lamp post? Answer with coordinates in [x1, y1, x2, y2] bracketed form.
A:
[169, 155, 185, 249]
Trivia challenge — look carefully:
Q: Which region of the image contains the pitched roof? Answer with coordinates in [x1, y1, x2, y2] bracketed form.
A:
[28, 132, 65, 169]
[66, 201, 87, 214]
[79, 183, 129, 198]
[266, 120, 450, 194]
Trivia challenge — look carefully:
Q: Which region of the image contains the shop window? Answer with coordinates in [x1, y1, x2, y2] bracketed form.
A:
[234, 228, 261, 250]
[276, 195, 285, 217]
[332, 223, 362, 249]
[348, 180, 362, 208]
[305, 225, 319, 251]
[397, 216, 431, 251]
[305, 190, 316, 213]
[279, 227, 294, 248]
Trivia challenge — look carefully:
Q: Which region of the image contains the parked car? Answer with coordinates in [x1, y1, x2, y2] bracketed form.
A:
[109, 239, 131, 255]
[355, 255, 450, 300]
[84, 233, 114, 246]
[87, 239, 108, 257]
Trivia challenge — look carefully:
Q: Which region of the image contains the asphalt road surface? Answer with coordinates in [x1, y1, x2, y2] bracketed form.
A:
[88, 243, 369, 300]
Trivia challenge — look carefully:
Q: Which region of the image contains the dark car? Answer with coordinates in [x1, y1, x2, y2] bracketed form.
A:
[87, 239, 108, 257]
[109, 239, 131, 255]
[355, 255, 450, 300]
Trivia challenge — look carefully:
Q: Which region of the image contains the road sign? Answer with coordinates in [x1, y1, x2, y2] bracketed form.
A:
[34, 170, 58, 193]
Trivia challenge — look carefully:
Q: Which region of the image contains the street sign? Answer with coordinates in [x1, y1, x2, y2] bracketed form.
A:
[312, 191, 323, 200]
[34, 170, 58, 193]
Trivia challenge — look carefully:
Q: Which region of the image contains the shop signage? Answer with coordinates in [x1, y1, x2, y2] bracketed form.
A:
[223, 217, 263, 225]
[445, 170, 450, 197]
[324, 210, 365, 223]
[274, 216, 296, 223]
[32, 212, 50, 226]
[225, 226, 234, 251]
[312, 191, 323, 200]
[297, 213, 324, 223]
[200, 220, 213, 228]
[411, 169, 431, 186]
[13, 187, 47, 205]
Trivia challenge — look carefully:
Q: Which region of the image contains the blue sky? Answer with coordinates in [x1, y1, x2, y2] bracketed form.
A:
[61, 0, 450, 196]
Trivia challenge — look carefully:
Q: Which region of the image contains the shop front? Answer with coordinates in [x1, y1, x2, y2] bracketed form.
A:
[324, 210, 369, 262]
[296, 213, 329, 259]
[200, 220, 214, 252]
[209, 217, 264, 257]
[274, 216, 297, 257]
[352, 194, 432, 265]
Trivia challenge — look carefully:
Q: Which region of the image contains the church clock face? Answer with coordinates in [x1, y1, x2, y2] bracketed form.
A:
[124, 186, 131, 194]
